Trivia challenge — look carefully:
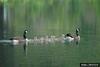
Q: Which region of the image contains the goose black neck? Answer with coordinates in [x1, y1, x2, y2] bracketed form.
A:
[76, 33, 79, 36]
[23, 30, 27, 39]
[76, 29, 79, 36]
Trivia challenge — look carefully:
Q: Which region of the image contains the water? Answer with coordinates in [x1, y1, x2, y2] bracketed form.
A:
[0, 35, 100, 67]
[1, 0, 100, 67]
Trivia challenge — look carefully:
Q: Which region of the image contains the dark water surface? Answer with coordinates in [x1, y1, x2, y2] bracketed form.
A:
[0, 35, 100, 67]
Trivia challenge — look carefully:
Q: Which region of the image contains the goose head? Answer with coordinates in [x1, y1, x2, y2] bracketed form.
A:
[76, 28, 80, 36]
[24, 30, 28, 34]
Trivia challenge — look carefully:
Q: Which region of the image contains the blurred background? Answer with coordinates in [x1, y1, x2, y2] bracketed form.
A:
[1, 0, 100, 38]
[0, 0, 100, 67]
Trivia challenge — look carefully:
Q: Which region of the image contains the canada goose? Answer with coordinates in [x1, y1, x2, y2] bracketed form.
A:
[9, 30, 28, 45]
[74, 28, 80, 44]
[64, 28, 80, 44]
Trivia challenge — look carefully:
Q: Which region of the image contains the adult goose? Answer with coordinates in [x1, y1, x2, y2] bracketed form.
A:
[9, 30, 28, 45]
[64, 28, 80, 44]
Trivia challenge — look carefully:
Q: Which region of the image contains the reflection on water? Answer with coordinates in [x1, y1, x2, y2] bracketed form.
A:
[23, 43, 27, 56]
[0, 32, 100, 67]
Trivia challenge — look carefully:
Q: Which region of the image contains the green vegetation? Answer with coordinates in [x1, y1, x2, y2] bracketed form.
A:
[3, 0, 100, 37]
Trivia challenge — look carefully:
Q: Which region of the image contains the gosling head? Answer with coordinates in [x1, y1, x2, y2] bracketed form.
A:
[65, 33, 72, 38]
